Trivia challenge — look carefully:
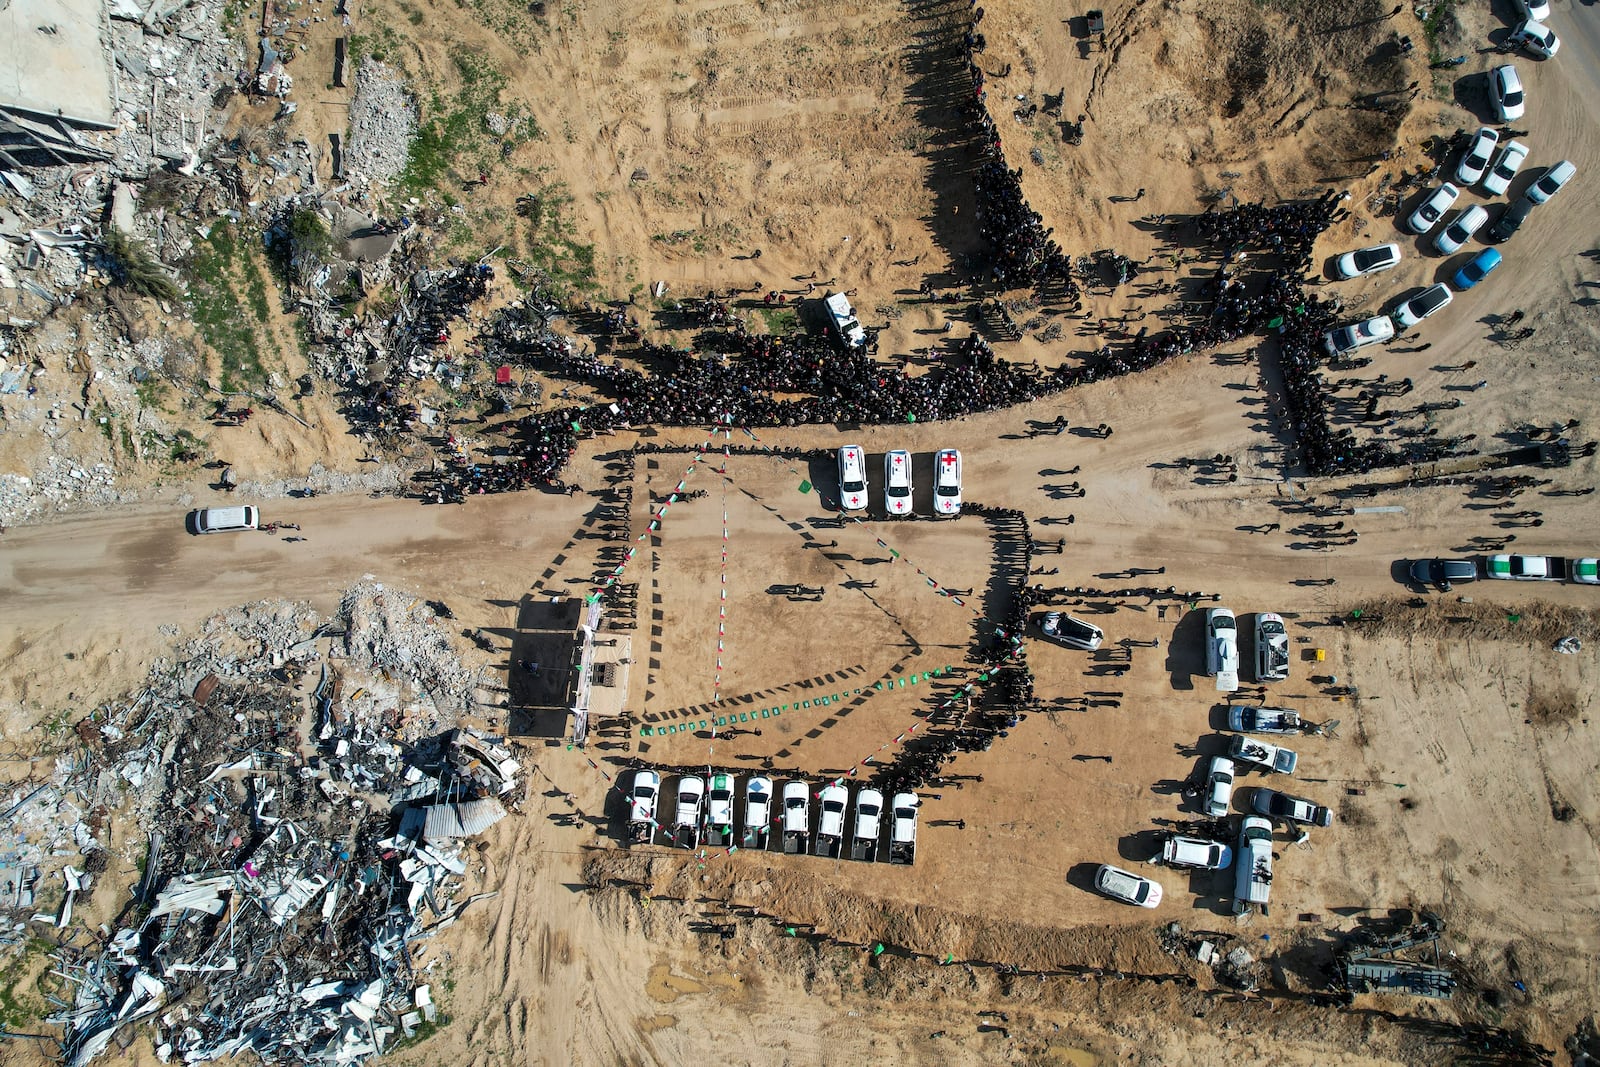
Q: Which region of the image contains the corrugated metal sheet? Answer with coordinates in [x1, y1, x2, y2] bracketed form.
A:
[421, 798, 506, 841]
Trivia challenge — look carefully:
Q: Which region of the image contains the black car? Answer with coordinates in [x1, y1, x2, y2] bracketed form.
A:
[1487, 198, 1532, 243]
[1409, 558, 1478, 591]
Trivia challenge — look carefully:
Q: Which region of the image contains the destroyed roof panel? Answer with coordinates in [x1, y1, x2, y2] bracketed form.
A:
[0, 0, 115, 128]
[421, 798, 506, 841]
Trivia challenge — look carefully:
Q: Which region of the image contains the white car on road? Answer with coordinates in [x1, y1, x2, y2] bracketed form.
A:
[1481, 140, 1529, 197]
[934, 448, 962, 515]
[1510, 20, 1559, 59]
[1335, 242, 1400, 279]
[1513, 0, 1550, 22]
[1205, 606, 1240, 692]
[1490, 64, 1525, 123]
[1322, 314, 1394, 357]
[1523, 160, 1575, 206]
[1434, 205, 1488, 255]
[1454, 127, 1498, 187]
[1405, 182, 1460, 234]
[884, 449, 913, 516]
[1392, 283, 1453, 328]
[837, 445, 867, 511]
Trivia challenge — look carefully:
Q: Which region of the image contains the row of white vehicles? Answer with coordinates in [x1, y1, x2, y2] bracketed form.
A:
[837, 445, 962, 517]
[1202, 607, 1289, 692]
[1097, 704, 1333, 913]
[627, 771, 920, 864]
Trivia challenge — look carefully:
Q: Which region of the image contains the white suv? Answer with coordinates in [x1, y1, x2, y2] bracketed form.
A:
[837, 445, 867, 511]
[933, 448, 962, 516]
[884, 449, 913, 516]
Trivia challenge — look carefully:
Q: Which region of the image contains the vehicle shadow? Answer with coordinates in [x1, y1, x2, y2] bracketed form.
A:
[1118, 828, 1166, 864]
[1164, 609, 1208, 691]
[1065, 861, 1103, 896]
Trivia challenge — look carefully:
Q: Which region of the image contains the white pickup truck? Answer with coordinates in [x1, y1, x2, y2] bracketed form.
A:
[1486, 554, 1600, 584]
[1233, 816, 1274, 914]
[1228, 735, 1299, 775]
[1228, 705, 1304, 735]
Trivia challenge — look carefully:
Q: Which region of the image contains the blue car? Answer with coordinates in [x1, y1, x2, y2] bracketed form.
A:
[1452, 248, 1502, 290]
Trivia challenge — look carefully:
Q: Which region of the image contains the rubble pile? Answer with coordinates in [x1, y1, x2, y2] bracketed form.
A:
[6, 585, 519, 1066]
[344, 61, 418, 186]
[336, 580, 484, 727]
[0, 459, 127, 526]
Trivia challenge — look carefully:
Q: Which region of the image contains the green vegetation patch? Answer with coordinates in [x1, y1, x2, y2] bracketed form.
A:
[184, 222, 286, 393]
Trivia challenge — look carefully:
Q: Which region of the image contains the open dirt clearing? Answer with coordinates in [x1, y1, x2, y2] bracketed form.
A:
[4, 0, 1600, 1064]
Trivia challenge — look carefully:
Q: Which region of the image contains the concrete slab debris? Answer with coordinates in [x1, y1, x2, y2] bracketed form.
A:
[0, 0, 116, 128]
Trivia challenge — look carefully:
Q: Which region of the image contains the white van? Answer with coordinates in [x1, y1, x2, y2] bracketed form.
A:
[191, 506, 259, 534]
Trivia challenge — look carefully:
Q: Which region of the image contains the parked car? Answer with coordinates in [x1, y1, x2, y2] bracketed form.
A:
[1233, 816, 1274, 912]
[628, 770, 661, 835]
[1481, 140, 1529, 196]
[1405, 182, 1460, 234]
[1513, 0, 1550, 22]
[782, 781, 810, 834]
[1454, 127, 1499, 187]
[1037, 610, 1104, 651]
[1203, 756, 1236, 817]
[1509, 20, 1559, 59]
[883, 449, 913, 516]
[1228, 705, 1305, 735]
[1254, 612, 1289, 683]
[825, 780, 851, 844]
[889, 792, 919, 865]
[1490, 64, 1525, 123]
[1434, 204, 1488, 255]
[933, 448, 962, 516]
[707, 773, 735, 840]
[1452, 248, 1502, 290]
[675, 775, 705, 828]
[1251, 788, 1334, 828]
[1575, 559, 1600, 585]
[1392, 283, 1453, 328]
[1228, 735, 1299, 775]
[837, 445, 868, 511]
[1335, 242, 1401, 279]
[1488, 197, 1533, 242]
[853, 788, 884, 844]
[189, 505, 260, 534]
[1523, 160, 1575, 205]
[1409, 557, 1477, 591]
[1093, 864, 1163, 908]
[1486, 553, 1566, 580]
[1156, 834, 1233, 870]
[744, 776, 773, 848]
[1205, 607, 1240, 692]
[1322, 314, 1394, 356]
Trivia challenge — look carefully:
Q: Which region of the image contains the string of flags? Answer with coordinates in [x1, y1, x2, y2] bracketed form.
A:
[585, 421, 726, 606]
[714, 423, 732, 702]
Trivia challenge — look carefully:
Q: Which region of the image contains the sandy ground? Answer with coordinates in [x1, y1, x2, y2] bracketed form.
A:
[5, 0, 1600, 1064]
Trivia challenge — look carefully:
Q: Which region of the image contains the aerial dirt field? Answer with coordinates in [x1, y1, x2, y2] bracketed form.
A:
[4, 0, 1600, 1065]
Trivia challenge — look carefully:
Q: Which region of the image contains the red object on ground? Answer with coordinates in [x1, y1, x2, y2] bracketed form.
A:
[495, 365, 512, 385]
